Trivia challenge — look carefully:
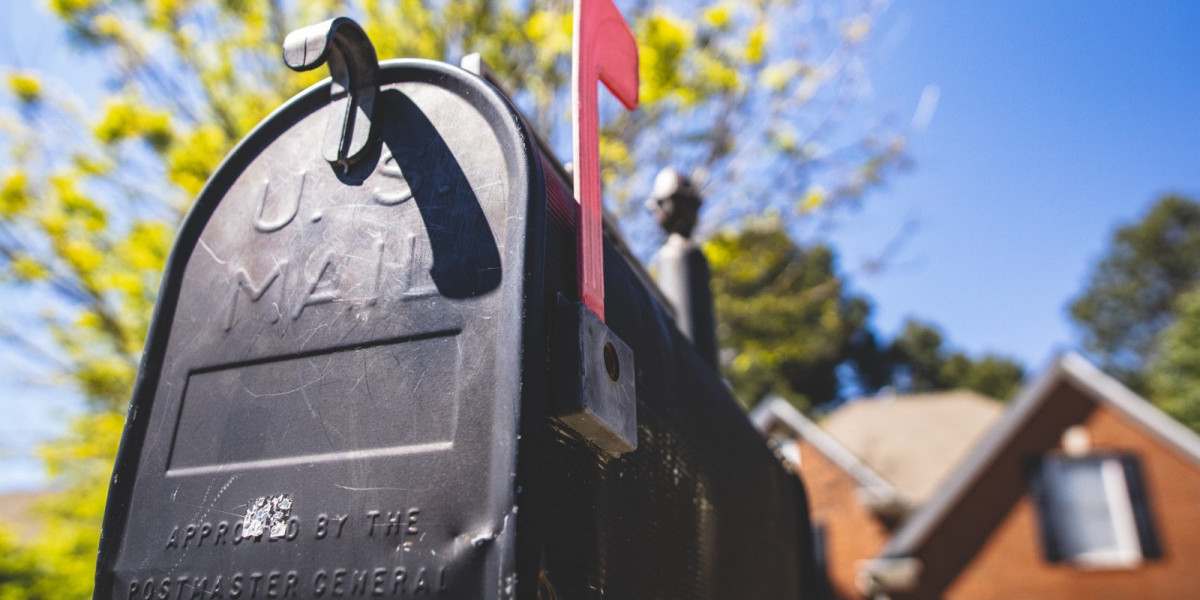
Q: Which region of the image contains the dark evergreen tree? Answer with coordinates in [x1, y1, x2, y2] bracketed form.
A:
[888, 319, 1024, 401]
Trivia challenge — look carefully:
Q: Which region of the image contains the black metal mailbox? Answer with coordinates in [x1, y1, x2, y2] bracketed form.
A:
[95, 18, 818, 600]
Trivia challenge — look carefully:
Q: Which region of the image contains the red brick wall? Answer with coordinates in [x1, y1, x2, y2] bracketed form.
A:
[942, 398, 1200, 599]
[799, 441, 893, 600]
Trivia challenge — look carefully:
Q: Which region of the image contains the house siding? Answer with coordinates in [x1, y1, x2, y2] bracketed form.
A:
[799, 440, 892, 600]
[941, 396, 1200, 599]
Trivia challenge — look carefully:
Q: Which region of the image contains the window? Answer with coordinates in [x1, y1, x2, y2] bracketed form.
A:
[1029, 454, 1161, 567]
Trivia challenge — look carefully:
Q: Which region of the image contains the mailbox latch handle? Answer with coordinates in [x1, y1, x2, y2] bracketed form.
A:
[283, 17, 380, 168]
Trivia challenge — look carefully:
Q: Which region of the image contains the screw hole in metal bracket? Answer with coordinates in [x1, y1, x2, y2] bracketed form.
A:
[603, 342, 620, 382]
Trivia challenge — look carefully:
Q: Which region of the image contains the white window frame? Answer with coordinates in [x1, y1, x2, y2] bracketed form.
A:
[1041, 455, 1143, 569]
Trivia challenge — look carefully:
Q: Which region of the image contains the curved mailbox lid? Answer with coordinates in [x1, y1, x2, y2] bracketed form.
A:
[95, 59, 546, 599]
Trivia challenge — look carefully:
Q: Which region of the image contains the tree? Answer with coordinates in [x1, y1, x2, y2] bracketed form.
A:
[938, 353, 1025, 402]
[1146, 286, 1200, 434]
[706, 219, 873, 410]
[0, 1, 907, 596]
[889, 318, 945, 391]
[1070, 195, 1200, 392]
[0, 529, 44, 599]
[706, 228, 1024, 410]
[889, 319, 1025, 401]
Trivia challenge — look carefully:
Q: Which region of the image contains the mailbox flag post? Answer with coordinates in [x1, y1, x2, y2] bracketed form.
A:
[571, 0, 639, 323]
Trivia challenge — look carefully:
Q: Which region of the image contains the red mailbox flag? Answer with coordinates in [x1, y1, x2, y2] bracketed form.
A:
[572, 0, 639, 322]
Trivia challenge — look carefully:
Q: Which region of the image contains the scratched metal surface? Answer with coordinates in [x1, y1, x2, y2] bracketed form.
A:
[95, 60, 545, 599]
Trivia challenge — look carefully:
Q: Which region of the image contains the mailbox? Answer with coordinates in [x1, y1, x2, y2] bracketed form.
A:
[95, 14, 818, 600]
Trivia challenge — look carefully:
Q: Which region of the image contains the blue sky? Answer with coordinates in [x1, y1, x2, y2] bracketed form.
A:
[1, 0, 1198, 489]
[828, 0, 1200, 372]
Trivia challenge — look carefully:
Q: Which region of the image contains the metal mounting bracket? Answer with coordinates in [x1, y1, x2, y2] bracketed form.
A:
[551, 295, 637, 456]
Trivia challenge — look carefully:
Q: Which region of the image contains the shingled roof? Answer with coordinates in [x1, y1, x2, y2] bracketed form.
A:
[820, 390, 1005, 504]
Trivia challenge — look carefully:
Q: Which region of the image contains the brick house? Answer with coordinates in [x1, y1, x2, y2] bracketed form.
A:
[752, 353, 1200, 599]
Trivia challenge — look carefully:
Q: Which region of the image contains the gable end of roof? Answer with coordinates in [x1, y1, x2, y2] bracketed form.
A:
[750, 397, 907, 507]
[881, 352, 1200, 559]
[1057, 353, 1200, 469]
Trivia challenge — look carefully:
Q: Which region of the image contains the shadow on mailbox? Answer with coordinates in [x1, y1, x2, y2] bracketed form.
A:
[376, 89, 502, 298]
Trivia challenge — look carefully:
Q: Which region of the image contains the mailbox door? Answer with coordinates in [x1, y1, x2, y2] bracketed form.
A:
[96, 60, 546, 600]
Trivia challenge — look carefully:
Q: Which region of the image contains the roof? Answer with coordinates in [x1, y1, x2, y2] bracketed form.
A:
[881, 352, 1200, 559]
[821, 390, 1005, 504]
[750, 397, 904, 507]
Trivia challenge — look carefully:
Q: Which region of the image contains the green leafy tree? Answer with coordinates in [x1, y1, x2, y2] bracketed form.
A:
[705, 230, 1023, 411]
[1, 0, 907, 596]
[889, 319, 1024, 401]
[889, 318, 945, 391]
[707, 219, 873, 411]
[938, 353, 1025, 402]
[0, 529, 44, 599]
[1070, 195, 1200, 391]
[1146, 286, 1200, 434]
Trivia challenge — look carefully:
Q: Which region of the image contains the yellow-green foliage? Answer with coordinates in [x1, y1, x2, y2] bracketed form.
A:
[0, 0, 895, 596]
[639, 13, 695, 105]
[0, 528, 43, 600]
[0, 172, 30, 217]
[167, 124, 229, 196]
[7, 73, 41, 106]
[707, 220, 870, 410]
[0, 412, 124, 600]
[94, 99, 173, 151]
